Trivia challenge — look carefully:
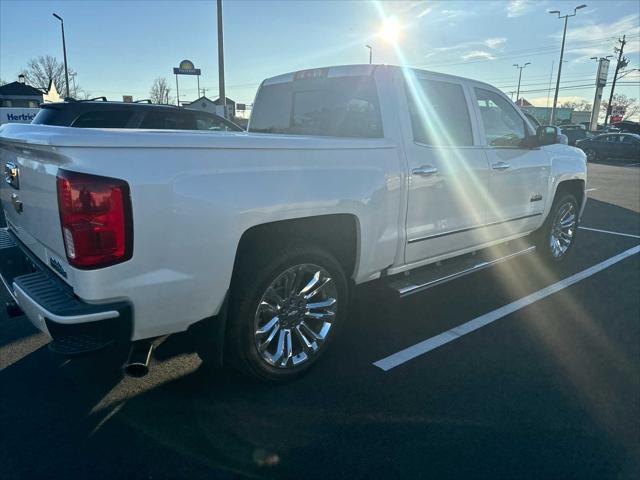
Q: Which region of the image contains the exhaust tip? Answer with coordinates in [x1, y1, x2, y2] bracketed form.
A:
[124, 340, 154, 378]
[124, 362, 149, 377]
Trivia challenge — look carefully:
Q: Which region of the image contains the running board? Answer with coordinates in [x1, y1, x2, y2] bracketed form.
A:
[388, 243, 536, 298]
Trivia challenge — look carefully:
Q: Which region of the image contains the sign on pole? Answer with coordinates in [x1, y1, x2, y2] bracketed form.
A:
[173, 59, 201, 76]
[173, 59, 201, 106]
[596, 58, 610, 87]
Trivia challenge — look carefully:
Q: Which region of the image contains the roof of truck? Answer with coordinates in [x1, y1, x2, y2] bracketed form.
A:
[261, 64, 496, 91]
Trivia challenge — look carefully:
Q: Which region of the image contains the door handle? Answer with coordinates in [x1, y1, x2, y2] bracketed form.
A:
[492, 161, 511, 171]
[412, 165, 438, 176]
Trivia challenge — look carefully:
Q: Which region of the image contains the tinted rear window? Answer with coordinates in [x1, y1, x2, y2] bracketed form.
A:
[32, 108, 63, 125]
[139, 111, 197, 130]
[249, 75, 382, 138]
[71, 110, 134, 128]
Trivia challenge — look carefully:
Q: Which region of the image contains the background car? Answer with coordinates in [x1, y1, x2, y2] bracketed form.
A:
[575, 133, 640, 162]
[612, 120, 640, 135]
[560, 124, 588, 146]
[32, 99, 243, 131]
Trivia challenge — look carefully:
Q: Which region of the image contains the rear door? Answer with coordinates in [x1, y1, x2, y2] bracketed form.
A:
[472, 86, 550, 241]
[399, 72, 491, 264]
[620, 134, 640, 159]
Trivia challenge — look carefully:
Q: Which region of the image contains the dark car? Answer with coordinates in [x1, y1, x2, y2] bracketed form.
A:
[576, 133, 640, 162]
[612, 120, 640, 135]
[32, 99, 243, 132]
[560, 124, 588, 146]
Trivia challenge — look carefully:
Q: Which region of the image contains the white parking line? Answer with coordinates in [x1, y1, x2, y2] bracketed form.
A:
[373, 245, 640, 372]
[579, 226, 640, 239]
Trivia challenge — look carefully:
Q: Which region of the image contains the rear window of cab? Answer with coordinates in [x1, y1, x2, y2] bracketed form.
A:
[249, 74, 383, 138]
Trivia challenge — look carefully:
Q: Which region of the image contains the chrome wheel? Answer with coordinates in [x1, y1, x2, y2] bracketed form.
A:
[254, 263, 338, 369]
[549, 201, 576, 258]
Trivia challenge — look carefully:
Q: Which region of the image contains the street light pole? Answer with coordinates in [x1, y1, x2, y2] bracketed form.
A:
[513, 62, 531, 103]
[52, 13, 70, 99]
[216, 0, 227, 118]
[366, 45, 372, 64]
[548, 4, 586, 125]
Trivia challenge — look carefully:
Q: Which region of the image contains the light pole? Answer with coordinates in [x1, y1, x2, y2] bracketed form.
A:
[513, 62, 531, 103]
[548, 4, 587, 125]
[366, 44, 372, 64]
[52, 13, 70, 99]
[216, 0, 227, 118]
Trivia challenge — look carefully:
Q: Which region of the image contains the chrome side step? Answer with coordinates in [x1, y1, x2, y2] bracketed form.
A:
[388, 243, 536, 298]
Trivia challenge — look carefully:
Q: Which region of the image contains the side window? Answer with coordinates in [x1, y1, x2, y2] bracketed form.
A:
[406, 79, 473, 146]
[195, 114, 231, 131]
[475, 88, 528, 147]
[140, 111, 196, 130]
[622, 135, 639, 144]
[71, 110, 133, 128]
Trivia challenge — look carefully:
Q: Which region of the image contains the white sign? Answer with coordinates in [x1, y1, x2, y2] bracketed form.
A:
[611, 106, 626, 116]
[0, 107, 40, 125]
[596, 58, 610, 87]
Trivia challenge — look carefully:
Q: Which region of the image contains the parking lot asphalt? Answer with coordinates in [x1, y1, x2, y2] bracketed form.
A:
[1, 160, 639, 480]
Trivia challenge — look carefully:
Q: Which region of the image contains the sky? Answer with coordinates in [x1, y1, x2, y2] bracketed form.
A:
[1, 0, 639, 114]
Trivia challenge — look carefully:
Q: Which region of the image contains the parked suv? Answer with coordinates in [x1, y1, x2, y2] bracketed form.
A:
[560, 124, 588, 146]
[32, 99, 243, 131]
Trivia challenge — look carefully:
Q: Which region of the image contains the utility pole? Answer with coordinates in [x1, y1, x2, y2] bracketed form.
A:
[217, 0, 227, 118]
[366, 45, 372, 64]
[52, 13, 70, 99]
[513, 62, 531, 103]
[604, 35, 627, 127]
[548, 5, 587, 125]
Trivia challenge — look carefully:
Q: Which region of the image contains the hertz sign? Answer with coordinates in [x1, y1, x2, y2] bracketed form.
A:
[173, 59, 201, 76]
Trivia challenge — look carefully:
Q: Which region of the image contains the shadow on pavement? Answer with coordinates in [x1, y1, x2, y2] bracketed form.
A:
[0, 198, 639, 479]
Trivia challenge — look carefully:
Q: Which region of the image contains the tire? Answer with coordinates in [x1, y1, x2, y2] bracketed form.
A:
[585, 148, 598, 162]
[223, 244, 349, 382]
[535, 192, 579, 263]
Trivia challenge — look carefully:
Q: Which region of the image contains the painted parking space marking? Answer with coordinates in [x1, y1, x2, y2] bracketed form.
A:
[579, 226, 640, 239]
[373, 245, 640, 372]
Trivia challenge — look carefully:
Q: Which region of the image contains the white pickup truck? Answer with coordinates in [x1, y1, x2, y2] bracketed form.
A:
[0, 65, 586, 381]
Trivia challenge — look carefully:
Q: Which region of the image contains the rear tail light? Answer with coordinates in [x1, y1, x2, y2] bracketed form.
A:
[56, 170, 133, 269]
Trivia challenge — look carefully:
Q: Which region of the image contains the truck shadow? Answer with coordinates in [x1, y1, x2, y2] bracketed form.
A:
[1, 197, 638, 479]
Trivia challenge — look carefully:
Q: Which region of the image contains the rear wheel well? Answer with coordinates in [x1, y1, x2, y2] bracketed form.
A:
[234, 215, 359, 280]
[555, 179, 584, 206]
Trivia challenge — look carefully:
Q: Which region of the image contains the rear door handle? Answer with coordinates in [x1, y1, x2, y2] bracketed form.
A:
[492, 161, 511, 171]
[412, 165, 438, 176]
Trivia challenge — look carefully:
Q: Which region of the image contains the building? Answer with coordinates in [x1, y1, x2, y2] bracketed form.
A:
[0, 75, 44, 108]
[183, 95, 236, 118]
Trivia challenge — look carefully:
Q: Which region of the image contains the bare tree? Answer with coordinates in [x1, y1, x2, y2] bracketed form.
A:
[0, 78, 7, 86]
[20, 55, 74, 93]
[149, 77, 173, 104]
[560, 99, 592, 111]
[601, 93, 639, 119]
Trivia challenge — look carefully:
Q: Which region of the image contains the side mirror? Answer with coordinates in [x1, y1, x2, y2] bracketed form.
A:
[537, 125, 561, 145]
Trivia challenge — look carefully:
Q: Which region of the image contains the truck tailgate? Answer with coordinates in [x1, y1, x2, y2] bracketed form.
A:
[0, 133, 69, 282]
